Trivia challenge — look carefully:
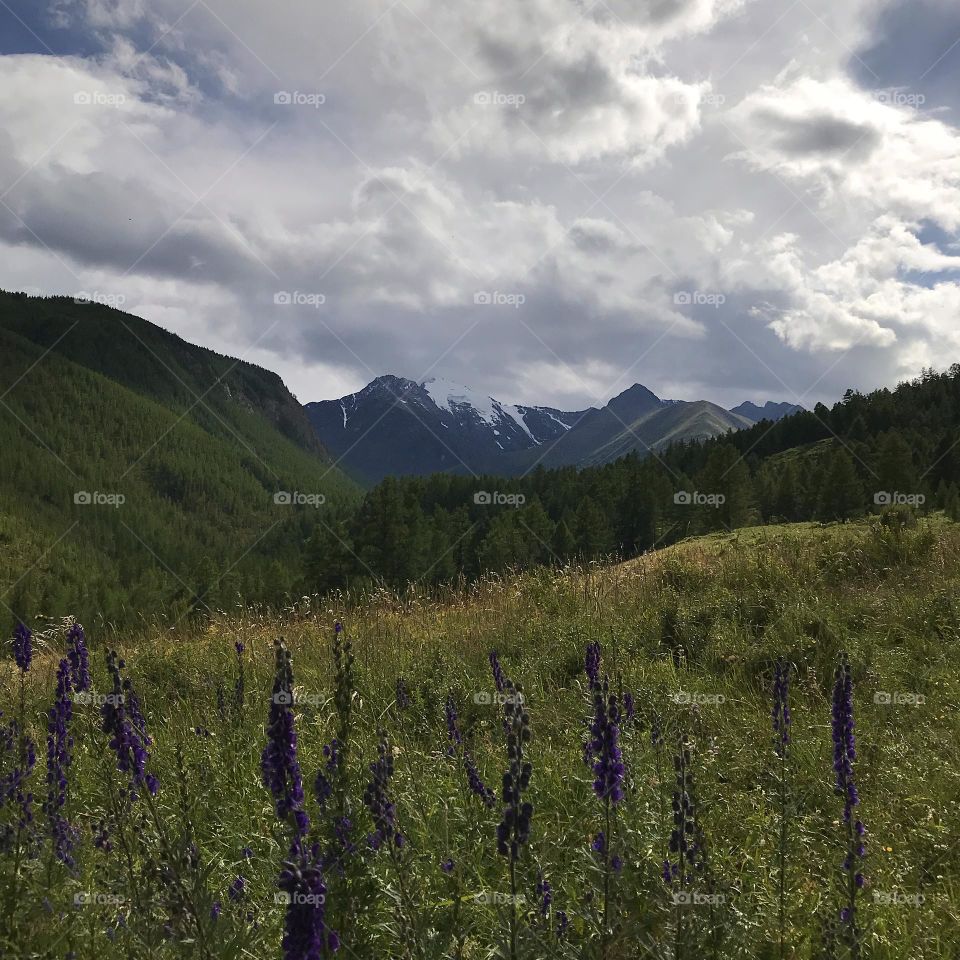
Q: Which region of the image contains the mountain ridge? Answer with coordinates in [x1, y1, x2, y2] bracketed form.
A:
[306, 375, 802, 484]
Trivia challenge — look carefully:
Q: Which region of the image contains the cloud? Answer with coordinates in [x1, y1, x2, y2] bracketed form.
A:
[2, 0, 960, 413]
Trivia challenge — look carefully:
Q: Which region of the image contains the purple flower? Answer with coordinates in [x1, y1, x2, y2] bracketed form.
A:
[445, 693, 463, 750]
[622, 690, 635, 723]
[12, 622, 31, 673]
[395, 677, 411, 710]
[584, 641, 601, 690]
[210, 902, 221, 921]
[831, 658, 858, 822]
[44, 659, 76, 867]
[101, 651, 157, 799]
[261, 640, 308, 843]
[489, 650, 506, 693]
[278, 850, 339, 958]
[313, 739, 340, 808]
[363, 732, 400, 851]
[589, 678, 625, 804]
[664, 736, 706, 888]
[556, 911, 569, 937]
[496, 681, 532, 862]
[831, 656, 866, 931]
[441, 858, 454, 874]
[536, 872, 552, 917]
[66, 624, 90, 692]
[228, 876, 246, 901]
[772, 659, 791, 758]
[464, 752, 496, 808]
[592, 832, 606, 853]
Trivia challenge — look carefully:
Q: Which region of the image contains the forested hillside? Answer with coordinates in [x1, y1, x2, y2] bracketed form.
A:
[303, 367, 960, 592]
[0, 292, 357, 634]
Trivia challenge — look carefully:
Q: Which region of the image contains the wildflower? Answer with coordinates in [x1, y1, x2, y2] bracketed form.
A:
[496, 681, 532, 861]
[66, 624, 91, 692]
[831, 656, 866, 945]
[772, 660, 791, 758]
[12, 622, 31, 673]
[363, 731, 400, 851]
[233, 641, 245, 714]
[590, 678, 625, 804]
[536, 872, 552, 917]
[445, 693, 463, 749]
[210, 902, 221, 921]
[101, 651, 158, 798]
[622, 689, 635, 723]
[261, 640, 309, 844]
[556, 911, 569, 937]
[313, 739, 340, 808]
[584, 641, 601, 690]
[441, 858, 454, 874]
[44, 659, 76, 867]
[228, 876, 246, 901]
[395, 676, 412, 710]
[464, 752, 495, 808]
[278, 850, 339, 957]
[592, 832, 606, 853]
[489, 650, 506, 693]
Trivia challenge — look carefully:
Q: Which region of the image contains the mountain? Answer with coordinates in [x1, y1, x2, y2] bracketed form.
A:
[0, 290, 357, 632]
[307, 376, 758, 484]
[729, 400, 804, 423]
[304, 376, 589, 484]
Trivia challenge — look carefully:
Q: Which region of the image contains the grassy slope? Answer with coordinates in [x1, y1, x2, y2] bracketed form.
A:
[6, 516, 959, 957]
[0, 296, 358, 629]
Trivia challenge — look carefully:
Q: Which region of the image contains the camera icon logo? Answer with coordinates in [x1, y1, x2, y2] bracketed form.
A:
[674, 491, 692, 505]
[474, 291, 492, 305]
[274, 91, 292, 105]
[272, 691, 293, 705]
[274, 291, 292, 305]
[674, 291, 692, 305]
[474, 491, 492, 505]
[74, 491, 92, 505]
[274, 491, 293, 505]
[73, 91, 92, 105]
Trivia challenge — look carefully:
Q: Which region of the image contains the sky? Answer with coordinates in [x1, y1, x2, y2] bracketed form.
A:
[1, 0, 960, 412]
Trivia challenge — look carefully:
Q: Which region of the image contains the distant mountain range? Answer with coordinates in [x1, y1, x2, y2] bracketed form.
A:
[306, 376, 802, 485]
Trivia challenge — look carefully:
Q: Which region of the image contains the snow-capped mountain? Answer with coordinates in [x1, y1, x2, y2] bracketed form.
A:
[305, 376, 587, 484]
[305, 376, 801, 485]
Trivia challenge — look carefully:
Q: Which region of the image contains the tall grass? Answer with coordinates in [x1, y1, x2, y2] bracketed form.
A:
[1, 518, 958, 958]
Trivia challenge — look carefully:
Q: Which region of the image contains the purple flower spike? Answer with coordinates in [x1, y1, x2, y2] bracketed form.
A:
[12, 623, 31, 673]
